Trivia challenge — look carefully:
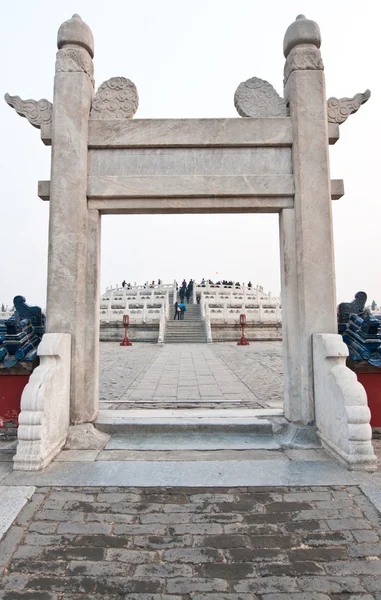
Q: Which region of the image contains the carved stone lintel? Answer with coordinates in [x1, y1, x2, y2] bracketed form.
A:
[55, 46, 94, 86]
[234, 77, 288, 118]
[90, 77, 139, 119]
[284, 46, 324, 84]
[4, 93, 52, 129]
[327, 90, 371, 124]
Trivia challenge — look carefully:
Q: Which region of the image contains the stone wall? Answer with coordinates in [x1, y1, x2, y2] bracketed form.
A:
[211, 322, 282, 342]
[100, 322, 160, 343]
[100, 321, 281, 343]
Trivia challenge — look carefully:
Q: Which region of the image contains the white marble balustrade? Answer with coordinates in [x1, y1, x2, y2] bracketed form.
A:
[100, 282, 175, 324]
[196, 284, 281, 325]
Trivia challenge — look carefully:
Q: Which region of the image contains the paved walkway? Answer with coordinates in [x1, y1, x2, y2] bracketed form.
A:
[99, 342, 284, 410]
[1, 485, 381, 599]
[1, 343, 381, 597]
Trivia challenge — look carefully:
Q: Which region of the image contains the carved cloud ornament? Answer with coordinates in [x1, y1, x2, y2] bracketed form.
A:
[4, 93, 52, 129]
[327, 89, 371, 124]
[90, 77, 139, 119]
[234, 77, 288, 118]
[55, 47, 94, 84]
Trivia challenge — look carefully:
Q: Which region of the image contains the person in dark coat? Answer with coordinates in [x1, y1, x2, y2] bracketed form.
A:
[174, 301, 180, 320]
[179, 286, 185, 303]
[186, 279, 194, 303]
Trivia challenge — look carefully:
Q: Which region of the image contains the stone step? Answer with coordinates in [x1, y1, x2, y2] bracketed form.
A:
[167, 325, 203, 328]
[165, 336, 205, 339]
[102, 431, 280, 451]
[96, 411, 274, 442]
[165, 325, 205, 329]
[165, 340, 206, 344]
[165, 332, 205, 341]
[97, 417, 272, 434]
[167, 316, 203, 320]
[165, 339, 206, 343]
[165, 333, 205, 337]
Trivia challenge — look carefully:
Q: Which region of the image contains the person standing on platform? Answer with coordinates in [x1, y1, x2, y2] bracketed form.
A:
[186, 279, 193, 303]
[178, 302, 186, 320]
[179, 285, 185, 304]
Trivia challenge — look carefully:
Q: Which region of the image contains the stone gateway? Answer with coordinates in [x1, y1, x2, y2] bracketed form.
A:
[5, 14, 375, 470]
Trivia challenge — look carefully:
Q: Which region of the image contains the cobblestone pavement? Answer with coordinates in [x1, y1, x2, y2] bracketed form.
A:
[1, 485, 381, 599]
[99, 343, 284, 411]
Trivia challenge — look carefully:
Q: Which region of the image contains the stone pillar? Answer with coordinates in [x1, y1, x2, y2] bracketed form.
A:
[282, 15, 337, 424]
[84, 210, 101, 423]
[279, 208, 302, 422]
[46, 14, 94, 423]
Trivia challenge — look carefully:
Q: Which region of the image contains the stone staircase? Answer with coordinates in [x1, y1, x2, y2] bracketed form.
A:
[165, 293, 206, 343]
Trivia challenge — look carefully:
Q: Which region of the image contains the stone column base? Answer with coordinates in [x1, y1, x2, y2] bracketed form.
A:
[65, 423, 110, 450]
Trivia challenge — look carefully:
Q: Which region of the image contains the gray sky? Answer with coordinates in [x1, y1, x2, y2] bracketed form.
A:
[1, 0, 379, 310]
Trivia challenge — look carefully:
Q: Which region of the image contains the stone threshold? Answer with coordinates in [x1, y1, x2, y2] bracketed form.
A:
[2, 459, 380, 488]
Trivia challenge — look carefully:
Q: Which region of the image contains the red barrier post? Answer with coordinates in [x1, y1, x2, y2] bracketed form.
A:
[237, 313, 249, 346]
[120, 314, 132, 346]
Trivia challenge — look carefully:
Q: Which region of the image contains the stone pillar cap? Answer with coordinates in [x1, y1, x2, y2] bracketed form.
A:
[57, 14, 94, 58]
[283, 14, 321, 58]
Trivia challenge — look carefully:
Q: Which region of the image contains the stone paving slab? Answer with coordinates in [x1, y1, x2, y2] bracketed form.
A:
[99, 342, 284, 410]
[1, 485, 381, 599]
[3, 459, 380, 488]
[0, 486, 35, 541]
[0, 463, 13, 482]
[95, 449, 290, 462]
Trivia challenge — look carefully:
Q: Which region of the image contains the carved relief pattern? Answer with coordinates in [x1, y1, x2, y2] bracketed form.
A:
[4, 93, 52, 129]
[234, 77, 288, 118]
[313, 333, 376, 469]
[284, 47, 324, 84]
[55, 47, 94, 84]
[91, 77, 139, 119]
[327, 90, 371, 124]
[14, 333, 71, 470]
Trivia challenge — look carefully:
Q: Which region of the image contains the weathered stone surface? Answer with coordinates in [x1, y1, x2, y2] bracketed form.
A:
[283, 14, 321, 57]
[282, 13, 337, 425]
[4, 94, 52, 129]
[283, 15, 323, 83]
[89, 147, 293, 176]
[87, 174, 295, 199]
[98, 342, 283, 411]
[327, 89, 371, 124]
[91, 77, 139, 119]
[55, 46, 94, 83]
[84, 210, 101, 422]
[46, 15, 94, 425]
[87, 117, 293, 148]
[13, 333, 71, 471]
[313, 333, 376, 471]
[0, 487, 35, 541]
[234, 77, 288, 118]
[0, 486, 380, 598]
[65, 424, 110, 450]
[57, 13, 94, 57]
[88, 196, 294, 214]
